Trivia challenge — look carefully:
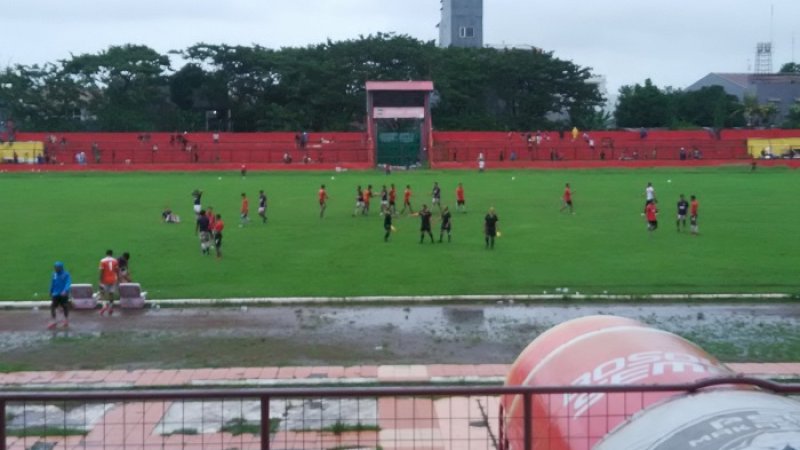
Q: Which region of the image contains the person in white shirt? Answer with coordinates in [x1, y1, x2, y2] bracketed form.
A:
[643, 182, 656, 215]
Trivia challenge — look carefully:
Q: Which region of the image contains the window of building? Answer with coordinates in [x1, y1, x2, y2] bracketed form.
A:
[459, 27, 474, 38]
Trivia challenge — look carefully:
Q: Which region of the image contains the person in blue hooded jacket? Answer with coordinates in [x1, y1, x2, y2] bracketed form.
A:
[49, 261, 71, 329]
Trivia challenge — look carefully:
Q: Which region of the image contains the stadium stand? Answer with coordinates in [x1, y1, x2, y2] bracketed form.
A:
[12, 132, 372, 166]
[3, 129, 799, 170]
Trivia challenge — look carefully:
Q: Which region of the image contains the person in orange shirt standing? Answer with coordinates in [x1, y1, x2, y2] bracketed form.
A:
[401, 185, 414, 214]
[560, 183, 574, 214]
[213, 214, 225, 258]
[206, 207, 217, 230]
[240, 193, 249, 227]
[388, 184, 397, 216]
[98, 249, 119, 316]
[362, 185, 373, 215]
[690, 195, 700, 236]
[319, 184, 329, 218]
[645, 202, 658, 236]
[456, 183, 466, 213]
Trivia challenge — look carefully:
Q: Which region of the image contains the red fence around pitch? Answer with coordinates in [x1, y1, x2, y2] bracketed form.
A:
[13, 132, 372, 166]
[1, 377, 799, 450]
[429, 131, 763, 164]
[5, 129, 800, 169]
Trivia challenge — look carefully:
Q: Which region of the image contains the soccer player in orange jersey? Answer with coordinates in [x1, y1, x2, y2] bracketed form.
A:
[401, 185, 414, 214]
[319, 184, 329, 218]
[362, 185, 373, 215]
[560, 183, 574, 214]
[456, 183, 466, 213]
[98, 249, 119, 315]
[389, 184, 397, 215]
[645, 202, 658, 236]
[690, 195, 700, 235]
[240, 193, 249, 226]
[213, 214, 225, 258]
[206, 207, 216, 230]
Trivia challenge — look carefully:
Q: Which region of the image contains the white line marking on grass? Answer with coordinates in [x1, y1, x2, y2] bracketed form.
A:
[0, 293, 794, 310]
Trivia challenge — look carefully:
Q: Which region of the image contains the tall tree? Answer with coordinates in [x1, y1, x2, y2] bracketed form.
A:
[4, 36, 604, 132]
[614, 79, 671, 128]
[785, 103, 800, 128]
[674, 86, 744, 128]
[779, 62, 800, 74]
[0, 64, 85, 131]
[62, 45, 174, 131]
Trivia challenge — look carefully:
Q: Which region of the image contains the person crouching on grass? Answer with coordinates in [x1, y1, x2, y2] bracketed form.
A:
[117, 252, 131, 283]
[48, 261, 71, 329]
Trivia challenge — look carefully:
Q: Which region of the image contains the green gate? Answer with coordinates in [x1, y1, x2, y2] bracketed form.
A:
[377, 122, 421, 167]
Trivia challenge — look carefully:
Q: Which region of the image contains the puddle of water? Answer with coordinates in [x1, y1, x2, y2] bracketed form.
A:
[2, 303, 799, 368]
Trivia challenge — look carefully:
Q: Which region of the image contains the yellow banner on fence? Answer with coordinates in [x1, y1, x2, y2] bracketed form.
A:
[0, 141, 45, 163]
[747, 138, 800, 158]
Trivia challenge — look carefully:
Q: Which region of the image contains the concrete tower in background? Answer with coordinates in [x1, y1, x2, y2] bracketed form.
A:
[438, 0, 483, 48]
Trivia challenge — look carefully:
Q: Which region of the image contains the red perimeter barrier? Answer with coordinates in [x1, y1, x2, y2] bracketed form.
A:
[430, 130, 800, 165]
[3, 129, 800, 172]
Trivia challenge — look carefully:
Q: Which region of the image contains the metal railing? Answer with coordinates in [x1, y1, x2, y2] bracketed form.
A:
[431, 140, 750, 162]
[2, 377, 799, 450]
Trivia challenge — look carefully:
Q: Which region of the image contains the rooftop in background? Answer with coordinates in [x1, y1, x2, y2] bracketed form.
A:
[687, 72, 800, 122]
[365, 81, 435, 91]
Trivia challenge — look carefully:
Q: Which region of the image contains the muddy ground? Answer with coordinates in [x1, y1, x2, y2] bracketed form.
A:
[1, 303, 799, 371]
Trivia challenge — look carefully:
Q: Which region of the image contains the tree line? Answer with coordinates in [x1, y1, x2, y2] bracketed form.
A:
[0, 34, 604, 133]
[615, 62, 800, 130]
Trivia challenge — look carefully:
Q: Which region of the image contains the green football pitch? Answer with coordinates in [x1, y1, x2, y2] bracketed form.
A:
[1, 166, 798, 300]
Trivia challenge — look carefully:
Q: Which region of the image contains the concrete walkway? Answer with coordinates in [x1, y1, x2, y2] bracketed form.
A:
[2, 363, 800, 390]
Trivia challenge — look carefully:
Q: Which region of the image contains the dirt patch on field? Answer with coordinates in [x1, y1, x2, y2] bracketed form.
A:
[2, 303, 799, 371]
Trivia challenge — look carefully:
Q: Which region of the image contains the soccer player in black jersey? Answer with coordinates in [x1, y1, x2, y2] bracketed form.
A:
[676, 194, 689, 232]
[439, 206, 452, 243]
[419, 205, 434, 244]
[484, 207, 499, 249]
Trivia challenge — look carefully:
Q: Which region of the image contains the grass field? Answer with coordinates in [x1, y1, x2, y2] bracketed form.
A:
[1, 166, 798, 300]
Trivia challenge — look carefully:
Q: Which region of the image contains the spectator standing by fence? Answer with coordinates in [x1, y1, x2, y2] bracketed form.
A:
[48, 261, 71, 329]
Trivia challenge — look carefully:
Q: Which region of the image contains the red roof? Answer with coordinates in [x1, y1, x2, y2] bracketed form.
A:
[366, 81, 434, 92]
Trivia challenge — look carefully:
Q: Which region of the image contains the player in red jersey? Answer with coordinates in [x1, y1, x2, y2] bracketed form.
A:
[690, 195, 699, 235]
[212, 214, 225, 258]
[560, 183, 574, 214]
[98, 250, 119, 315]
[388, 184, 397, 215]
[645, 201, 658, 235]
[318, 184, 329, 218]
[206, 207, 217, 230]
[401, 185, 414, 214]
[456, 183, 466, 213]
[363, 184, 373, 215]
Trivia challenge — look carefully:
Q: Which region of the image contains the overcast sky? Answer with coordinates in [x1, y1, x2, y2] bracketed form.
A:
[4, 0, 799, 100]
